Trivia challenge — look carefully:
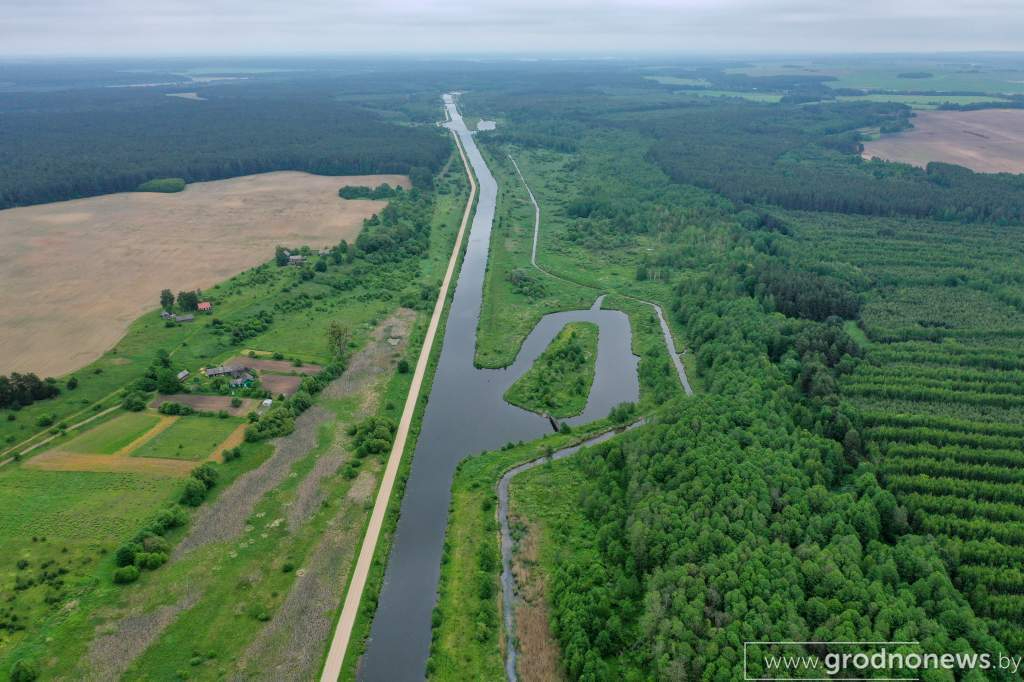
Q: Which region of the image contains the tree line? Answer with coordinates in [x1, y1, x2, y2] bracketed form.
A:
[0, 91, 449, 209]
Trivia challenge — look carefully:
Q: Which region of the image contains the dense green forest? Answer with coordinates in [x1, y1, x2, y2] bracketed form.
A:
[457, 68, 1024, 679]
[0, 83, 449, 208]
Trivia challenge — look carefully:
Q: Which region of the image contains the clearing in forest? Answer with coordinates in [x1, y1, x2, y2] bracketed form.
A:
[0, 171, 409, 378]
[862, 109, 1024, 173]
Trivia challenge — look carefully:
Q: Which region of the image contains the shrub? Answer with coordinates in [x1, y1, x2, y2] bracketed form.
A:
[113, 565, 141, 584]
[36, 414, 54, 428]
[179, 478, 207, 506]
[223, 446, 242, 462]
[67, 376, 78, 390]
[123, 392, 147, 411]
[348, 415, 397, 457]
[191, 463, 219, 490]
[9, 658, 38, 682]
[158, 402, 194, 416]
[136, 552, 168, 570]
[397, 359, 410, 374]
[115, 544, 137, 567]
[230, 397, 242, 408]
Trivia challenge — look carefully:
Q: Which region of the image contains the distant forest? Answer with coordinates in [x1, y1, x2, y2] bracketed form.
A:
[0, 86, 450, 208]
[642, 101, 1024, 224]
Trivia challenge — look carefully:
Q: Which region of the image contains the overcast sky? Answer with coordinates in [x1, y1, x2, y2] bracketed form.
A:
[2, 0, 1023, 56]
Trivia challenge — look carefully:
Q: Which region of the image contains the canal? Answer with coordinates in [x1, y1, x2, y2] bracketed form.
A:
[358, 94, 640, 680]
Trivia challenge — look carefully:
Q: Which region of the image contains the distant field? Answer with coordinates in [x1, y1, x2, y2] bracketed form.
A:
[682, 89, 782, 102]
[838, 94, 1011, 109]
[0, 171, 409, 377]
[643, 75, 711, 87]
[862, 109, 1024, 173]
[726, 60, 1024, 94]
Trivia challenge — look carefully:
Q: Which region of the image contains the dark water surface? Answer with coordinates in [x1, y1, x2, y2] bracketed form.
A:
[358, 95, 639, 681]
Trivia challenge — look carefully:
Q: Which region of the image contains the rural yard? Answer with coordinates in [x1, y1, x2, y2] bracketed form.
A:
[0, 171, 409, 377]
[862, 109, 1024, 173]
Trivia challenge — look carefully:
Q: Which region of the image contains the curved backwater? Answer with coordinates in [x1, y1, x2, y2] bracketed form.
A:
[358, 95, 640, 680]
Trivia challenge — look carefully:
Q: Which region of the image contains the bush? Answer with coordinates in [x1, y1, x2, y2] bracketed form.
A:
[113, 565, 141, 584]
[222, 446, 242, 462]
[348, 415, 397, 457]
[158, 402, 194, 416]
[179, 478, 207, 507]
[397, 359, 410, 374]
[67, 376, 78, 390]
[136, 552, 168, 570]
[115, 544, 137, 567]
[191, 462, 219, 490]
[9, 658, 38, 682]
[36, 414, 54, 428]
[123, 392, 147, 412]
[230, 397, 242, 408]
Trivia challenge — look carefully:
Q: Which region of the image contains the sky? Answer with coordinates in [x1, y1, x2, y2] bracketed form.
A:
[2, 0, 1023, 56]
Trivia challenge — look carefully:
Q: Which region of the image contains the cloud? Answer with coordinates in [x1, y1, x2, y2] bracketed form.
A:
[2, 0, 1023, 55]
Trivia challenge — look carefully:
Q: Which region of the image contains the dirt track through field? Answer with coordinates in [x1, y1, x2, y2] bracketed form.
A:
[0, 171, 409, 377]
[862, 109, 1024, 173]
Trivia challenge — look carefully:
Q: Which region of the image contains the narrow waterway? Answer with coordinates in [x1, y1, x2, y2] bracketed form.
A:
[358, 95, 640, 680]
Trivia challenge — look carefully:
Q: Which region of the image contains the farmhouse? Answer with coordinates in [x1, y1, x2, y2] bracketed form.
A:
[204, 364, 249, 378]
[288, 255, 306, 266]
[230, 372, 255, 388]
[173, 314, 194, 323]
[160, 310, 173, 320]
[176, 369, 190, 381]
[197, 301, 212, 312]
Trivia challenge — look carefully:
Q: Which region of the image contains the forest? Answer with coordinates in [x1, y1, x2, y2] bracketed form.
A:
[0, 81, 449, 208]
[455, 69, 1024, 679]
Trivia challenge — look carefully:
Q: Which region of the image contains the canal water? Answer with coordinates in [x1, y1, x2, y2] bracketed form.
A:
[358, 94, 640, 681]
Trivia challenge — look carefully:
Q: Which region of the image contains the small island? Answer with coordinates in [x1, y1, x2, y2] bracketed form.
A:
[504, 322, 598, 419]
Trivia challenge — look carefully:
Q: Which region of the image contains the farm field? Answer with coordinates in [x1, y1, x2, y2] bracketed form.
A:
[785, 208, 1024, 651]
[724, 59, 1024, 94]
[60, 412, 161, 455]
[0, 138, 468, 678]
[151, 394, 258, 417]
[226, 357, 323, 375]
[862, 109, 1024, 173]
[838, 93, 1011, 109]
[260, 374, 303, 397]
[0, 170, 409, 377]
[130, 416, 242, 461]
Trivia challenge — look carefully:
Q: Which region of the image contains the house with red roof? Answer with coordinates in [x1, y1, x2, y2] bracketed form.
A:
[198, 301, 212, 313]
